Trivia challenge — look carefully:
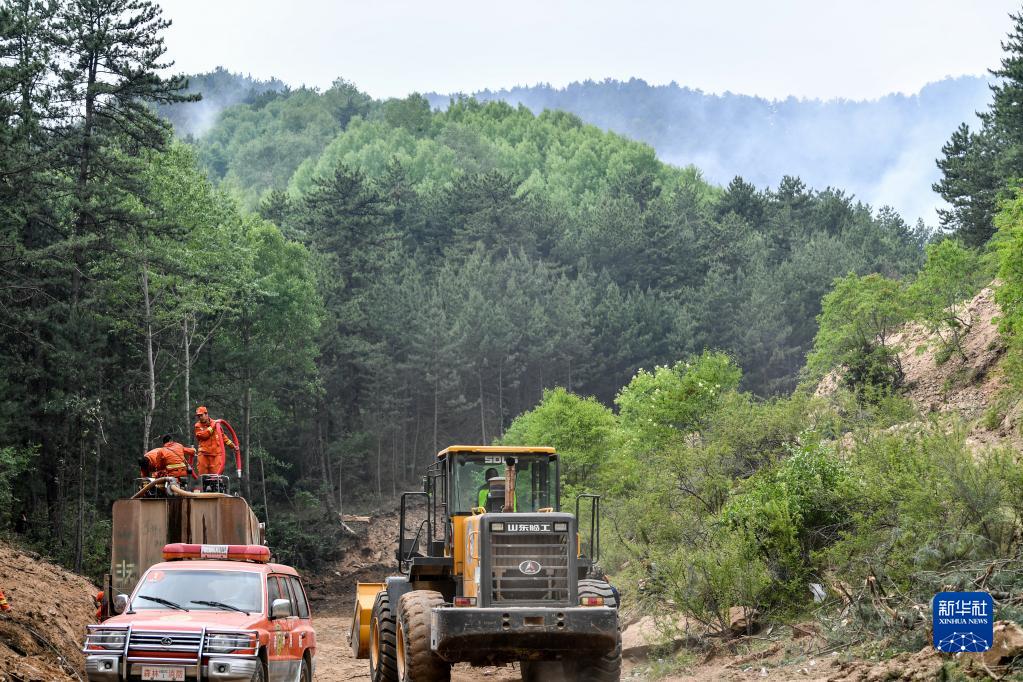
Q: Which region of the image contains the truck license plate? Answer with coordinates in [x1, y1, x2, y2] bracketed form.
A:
[141, 666, 185, 681]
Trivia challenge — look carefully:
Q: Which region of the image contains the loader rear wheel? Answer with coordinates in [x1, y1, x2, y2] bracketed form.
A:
[369, 590, 398, 682]
[520, 579, 621, 682]
[396, 590, 451, 682]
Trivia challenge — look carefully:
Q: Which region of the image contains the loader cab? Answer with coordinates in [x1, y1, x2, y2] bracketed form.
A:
[395, 447, 562, 572]
[449, 450, 560, 514]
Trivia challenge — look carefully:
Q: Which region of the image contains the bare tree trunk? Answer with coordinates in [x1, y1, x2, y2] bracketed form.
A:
[259, 441, 270, 532]
[479, 368, 487, 443]
[316, 409, 335, 513]
[74, 436, 85, 573]
[338, 455, 344, 515]
[183, 317, 191, 440]
[497, 365, 504, 439]
[432, 379, 439, 455]
[376, 436, 382, 500]
[243, 380, 252, 498]
[411, 406, 421, 480]
[141, 258, 156, 454]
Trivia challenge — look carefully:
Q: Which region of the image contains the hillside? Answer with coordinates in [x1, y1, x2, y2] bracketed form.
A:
[817, 283, 1015, 451]
[0, 541, 98, 681]
[425, 76, 991, 224]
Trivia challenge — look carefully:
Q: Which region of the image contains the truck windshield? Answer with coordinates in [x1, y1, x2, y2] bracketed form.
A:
[132, 569, 263, 614]
[452, 455, 558, 513]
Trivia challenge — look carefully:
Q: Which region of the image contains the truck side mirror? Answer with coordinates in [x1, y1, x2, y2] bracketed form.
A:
[114, 594, 129, 614]
[271, 598, 292, 619]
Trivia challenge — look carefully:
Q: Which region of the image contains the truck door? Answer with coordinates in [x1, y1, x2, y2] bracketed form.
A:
[266, 575, 294, 681]
[284, 575, 315, 670]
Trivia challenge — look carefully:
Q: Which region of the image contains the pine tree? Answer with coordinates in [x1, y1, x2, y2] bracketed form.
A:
[933, 123, 1000, 246]
[51, 0, 197, 305]
[989, 11, 1023, 174]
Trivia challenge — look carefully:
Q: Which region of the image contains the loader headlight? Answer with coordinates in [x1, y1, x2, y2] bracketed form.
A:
[491, 522, 505, 532]
[554, 522, 568, 532]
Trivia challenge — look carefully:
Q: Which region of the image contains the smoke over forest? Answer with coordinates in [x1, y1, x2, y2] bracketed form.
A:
[426, 76, 991, 224]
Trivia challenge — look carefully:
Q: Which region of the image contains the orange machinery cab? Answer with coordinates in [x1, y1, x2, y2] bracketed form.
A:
[82, 543, 316, 682]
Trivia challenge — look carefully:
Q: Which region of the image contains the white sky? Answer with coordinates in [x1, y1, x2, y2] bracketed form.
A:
[158, 0, 1019, 100]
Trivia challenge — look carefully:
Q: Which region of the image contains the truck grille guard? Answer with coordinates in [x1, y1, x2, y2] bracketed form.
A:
[83, 624, 259, 679]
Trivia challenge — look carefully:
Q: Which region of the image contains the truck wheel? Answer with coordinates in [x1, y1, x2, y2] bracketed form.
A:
[248, 659, 266, 682]
[396, 590, 451, 682]
[572, 579, 622, 682]
[370, 590, 399, 682]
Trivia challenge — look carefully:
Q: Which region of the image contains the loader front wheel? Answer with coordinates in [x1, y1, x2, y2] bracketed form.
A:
[396, 590, 451, 682]
[572, 579, 622, 682]
[369, 590, 398, 682]
[521, 579, 622, 682]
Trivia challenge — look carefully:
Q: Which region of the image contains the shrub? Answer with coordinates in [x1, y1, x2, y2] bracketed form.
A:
[616, 351, 741, 450]
[907, 239, 988, 360]
[722, 440, 857, 597]
[824, 426, 1022, 607]
[0, 446, 36, 531]
[654, 527, 772, 632]
[498, 387, 617, 494]
[805, 273, 910, 393]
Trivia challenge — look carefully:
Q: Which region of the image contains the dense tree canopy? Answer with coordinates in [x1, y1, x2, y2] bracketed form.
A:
[1, 1, 929, 576]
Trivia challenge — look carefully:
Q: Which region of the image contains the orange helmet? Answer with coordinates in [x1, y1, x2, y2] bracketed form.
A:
[195, 406, 208, 416]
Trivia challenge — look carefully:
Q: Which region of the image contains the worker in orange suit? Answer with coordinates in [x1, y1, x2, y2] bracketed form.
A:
[138, 434, 192, 480]
[194, 406, 238, 475]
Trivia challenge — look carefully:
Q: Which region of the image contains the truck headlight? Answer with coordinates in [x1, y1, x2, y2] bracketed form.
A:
[205, 632, 257, 654]
[85, 629, 127, 651]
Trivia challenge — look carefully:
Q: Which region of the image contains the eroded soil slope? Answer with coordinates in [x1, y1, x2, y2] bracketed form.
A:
[0, 542, 98, 681]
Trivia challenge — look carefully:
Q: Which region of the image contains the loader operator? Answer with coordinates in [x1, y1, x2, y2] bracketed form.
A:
[477, 466, 517, 511]
[194, 406, 238, 476]
[477, 468, 500, 508]
[139, 434, 193, 480]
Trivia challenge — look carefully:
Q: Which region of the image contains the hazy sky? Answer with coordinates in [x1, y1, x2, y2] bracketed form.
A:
[158, 0, 1019, 100]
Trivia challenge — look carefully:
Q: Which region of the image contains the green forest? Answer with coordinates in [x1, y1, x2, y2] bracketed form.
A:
[6, 2, 1023, 664]
[425, 74, 992, 225]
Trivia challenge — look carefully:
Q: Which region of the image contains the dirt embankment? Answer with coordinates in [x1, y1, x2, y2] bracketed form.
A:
[0, 542, 98, 682]
[819, 284, 1020, 453]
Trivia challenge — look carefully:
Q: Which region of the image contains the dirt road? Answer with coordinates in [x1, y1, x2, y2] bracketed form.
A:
[313, 613, 522, 681]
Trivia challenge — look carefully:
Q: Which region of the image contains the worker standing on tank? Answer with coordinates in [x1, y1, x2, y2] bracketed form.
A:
[193, 406, 238, 475]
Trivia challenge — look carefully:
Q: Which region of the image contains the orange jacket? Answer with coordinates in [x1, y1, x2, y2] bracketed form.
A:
[194, 419, 235, 457]
[142, 445, 189, 478]
[164, 441, 196, 460]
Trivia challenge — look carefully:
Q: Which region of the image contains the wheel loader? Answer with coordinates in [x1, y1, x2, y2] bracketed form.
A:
[350, 445, 620, 682]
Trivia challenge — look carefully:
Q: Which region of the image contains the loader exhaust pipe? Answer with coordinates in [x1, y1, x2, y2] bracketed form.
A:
[503, 457, 516, 513]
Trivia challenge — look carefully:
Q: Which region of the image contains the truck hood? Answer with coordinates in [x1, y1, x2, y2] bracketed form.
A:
[104, 610, 264, 631]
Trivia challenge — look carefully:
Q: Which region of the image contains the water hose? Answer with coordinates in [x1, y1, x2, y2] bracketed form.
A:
[167, 482, 232, 499]
[215, 418, 243, 479]
[131, 477, 233, 499]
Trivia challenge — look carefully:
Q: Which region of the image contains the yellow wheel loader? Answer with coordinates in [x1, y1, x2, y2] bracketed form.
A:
[350, 445, 620, 682]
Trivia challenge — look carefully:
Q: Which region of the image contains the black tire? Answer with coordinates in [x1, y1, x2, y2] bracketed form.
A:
[299, 656, 312, 682]
[396, 590, 451, 682]
[370, 590, 399, 682]
[520, 580, 622, 682]
[520, 660, 564, 682]
[573, 579, 622, 682]
[249, 658, 266, 682]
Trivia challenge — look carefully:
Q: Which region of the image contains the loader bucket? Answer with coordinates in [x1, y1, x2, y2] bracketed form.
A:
[350, 582, 385, 659]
